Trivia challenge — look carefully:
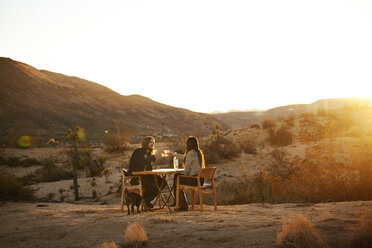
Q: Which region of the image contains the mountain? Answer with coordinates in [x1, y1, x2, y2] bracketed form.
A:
[0, 57, 224, 144]
[212, 98, 372, 129]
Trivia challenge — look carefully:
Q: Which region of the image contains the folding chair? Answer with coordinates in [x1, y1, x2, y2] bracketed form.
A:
[176, 167, 217, 211]
[121, 169, 144, 211]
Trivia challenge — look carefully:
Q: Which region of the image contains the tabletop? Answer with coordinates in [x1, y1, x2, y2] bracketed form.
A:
[132, 168, 185, 175]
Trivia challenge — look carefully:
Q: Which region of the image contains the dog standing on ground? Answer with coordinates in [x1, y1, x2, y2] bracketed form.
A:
[124, 188, 142, 215]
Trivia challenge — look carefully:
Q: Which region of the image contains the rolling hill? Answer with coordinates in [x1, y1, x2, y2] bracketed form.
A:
[213, 98, 372, 129]
[0, 57, 224, 144]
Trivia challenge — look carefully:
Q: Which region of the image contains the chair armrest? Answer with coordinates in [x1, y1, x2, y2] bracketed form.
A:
[125, 175, 141, 179]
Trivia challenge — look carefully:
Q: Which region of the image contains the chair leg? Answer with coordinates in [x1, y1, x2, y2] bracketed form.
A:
[176, 187, 180, 210]
[139, 184, 144, 211]
[192, 190, 195, 210]
[199, 189, 203, 211]
[213, 188, 217, 210]
[121, 185, 125, 211]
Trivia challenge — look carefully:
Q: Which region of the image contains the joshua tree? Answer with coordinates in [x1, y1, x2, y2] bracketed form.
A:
[66, 126, 84, 201]
[90, 178, 97, 199]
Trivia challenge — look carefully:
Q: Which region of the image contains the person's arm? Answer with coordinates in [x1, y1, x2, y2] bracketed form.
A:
[174, 153, 185, 161]
[144, 154, 156, 164]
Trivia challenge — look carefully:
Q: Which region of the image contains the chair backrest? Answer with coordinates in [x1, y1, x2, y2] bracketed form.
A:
[199, 167, 216, 179]
[122, 168, 129, 177]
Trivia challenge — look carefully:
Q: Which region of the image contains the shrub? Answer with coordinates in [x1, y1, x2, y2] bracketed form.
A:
[239, 140, 257, 154]
[37, 157, 73, 182]
[267, 126, 293, 146]
[262, 119, 275, 129]
[0, 156, 38, 167]
[79, 150, 92, 169]
[266, 149, 294, 178]
[202, 136, 240, 164]
[276, 214, 327, 248]
[0, 174, 34, 201]
[150, 215, 175, 224]
[250, 124, 260, 129]
[104, 133, 130, 153]
[124, 223, 148, 247]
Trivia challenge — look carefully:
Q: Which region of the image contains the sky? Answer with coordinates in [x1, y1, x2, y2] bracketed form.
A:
[1, 0, 372, 113]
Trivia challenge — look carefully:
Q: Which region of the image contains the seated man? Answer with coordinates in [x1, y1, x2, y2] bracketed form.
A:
[128, 136, 163, 209]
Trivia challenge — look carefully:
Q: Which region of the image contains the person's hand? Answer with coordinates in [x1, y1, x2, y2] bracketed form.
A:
[154, 150, 163, 158]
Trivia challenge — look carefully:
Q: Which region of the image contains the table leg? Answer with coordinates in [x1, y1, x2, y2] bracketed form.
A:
[152, 174, 172, 212]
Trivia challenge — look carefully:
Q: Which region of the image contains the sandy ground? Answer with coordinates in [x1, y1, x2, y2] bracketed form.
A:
[0, 200, 370, 248]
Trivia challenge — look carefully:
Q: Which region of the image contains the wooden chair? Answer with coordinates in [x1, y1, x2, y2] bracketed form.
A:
[121, 169, 144, 211]
[176, 167, 217, 211]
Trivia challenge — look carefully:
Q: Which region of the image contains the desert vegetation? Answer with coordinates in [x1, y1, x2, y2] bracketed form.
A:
[203, 106, 372, 205]
[276, 214, 327, 248]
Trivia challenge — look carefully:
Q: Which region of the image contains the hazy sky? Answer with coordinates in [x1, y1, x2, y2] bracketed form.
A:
[1, 0, 371, 113]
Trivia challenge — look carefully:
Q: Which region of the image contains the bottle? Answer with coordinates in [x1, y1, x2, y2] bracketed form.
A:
[173, 155, 178, 169]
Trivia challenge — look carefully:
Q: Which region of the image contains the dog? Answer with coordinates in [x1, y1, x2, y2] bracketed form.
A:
[124, 188, 142, 215]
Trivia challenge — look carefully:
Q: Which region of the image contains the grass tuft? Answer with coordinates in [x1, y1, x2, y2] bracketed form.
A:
[150, 215, 175, 224]
[276, 214, 327, 248]
[124, 223, 147, 247]
[93, 242, 119, 248]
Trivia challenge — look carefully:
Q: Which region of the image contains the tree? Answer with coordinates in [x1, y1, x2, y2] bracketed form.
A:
[66, 126, 85, 201]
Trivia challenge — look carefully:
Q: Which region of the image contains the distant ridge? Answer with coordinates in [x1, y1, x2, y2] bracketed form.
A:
[0, 57, 224, 144]
[212, 98, 372, 129]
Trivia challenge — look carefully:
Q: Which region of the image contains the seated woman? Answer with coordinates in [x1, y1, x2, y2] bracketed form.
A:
[169, 136, 205, 210]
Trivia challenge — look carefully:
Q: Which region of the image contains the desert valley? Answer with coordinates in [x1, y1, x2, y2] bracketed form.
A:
[1, 58, 372, 248]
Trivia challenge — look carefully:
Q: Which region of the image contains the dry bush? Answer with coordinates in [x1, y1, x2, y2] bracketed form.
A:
[284, 114, 295, 127]
[250, 123, 260, 129]
[37, 157, 72, 182]
[150, 215, 175, 224]
[276, 214, 327, 248]
[124, 223, 148, 247]
[236, 139, 372, 204]
[93, 242, 119, 248]
[262, 119, 275, 129]
[0, 174, 34, 201]
[266, 149, 294, 178]
[239, 139, 257, 154]
[267, 126, 293, 146]
[0, 156, 38, 167]
[348, 210, 372, 248]
[202, 136, 240, 164]
[104, 132, 131, 153]
[225, 181, 252, 205]
[298, 129, 322, 144]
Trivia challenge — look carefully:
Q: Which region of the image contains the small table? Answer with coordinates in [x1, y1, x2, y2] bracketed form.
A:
[132, 168, 184, 212]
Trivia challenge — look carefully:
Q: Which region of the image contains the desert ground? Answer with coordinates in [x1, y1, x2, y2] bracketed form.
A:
[0, 200, 371, 248]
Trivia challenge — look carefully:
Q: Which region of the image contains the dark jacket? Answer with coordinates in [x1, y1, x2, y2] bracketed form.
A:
[128, 148, 155, 184]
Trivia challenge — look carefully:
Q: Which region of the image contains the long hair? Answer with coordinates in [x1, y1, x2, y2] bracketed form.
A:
[140, 136, 155, 155]
[185, 136, 205, 168]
